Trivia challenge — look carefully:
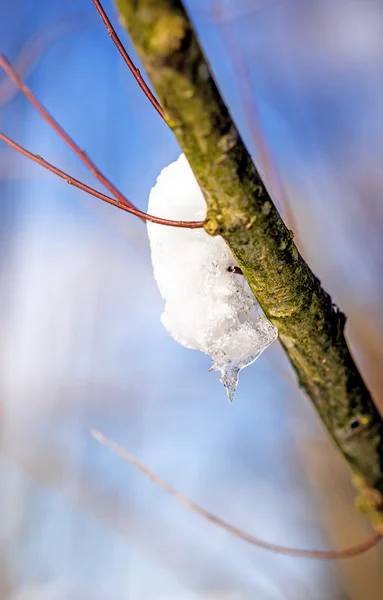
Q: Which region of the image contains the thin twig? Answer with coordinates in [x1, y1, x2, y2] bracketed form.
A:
[91, 0, 299, 243]
[91, 0, 295, 243]
[0, 132, 203, 228]
[0, 53, 136, 210]
[92, 0, 164, 119]
[91, 429, 381, 560]
[0, 54, 203, 229]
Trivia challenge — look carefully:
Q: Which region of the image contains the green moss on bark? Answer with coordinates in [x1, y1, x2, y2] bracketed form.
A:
[116, 0, 383, 525]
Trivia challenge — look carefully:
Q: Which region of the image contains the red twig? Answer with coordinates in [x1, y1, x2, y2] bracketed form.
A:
[92, 0, 164, 119]
[0, 132, 203, 228]
[0, 54, 136, 210]
[91, 0, 299, 240]
[92, 429, 381, 560]
[0, 54, 203, 229]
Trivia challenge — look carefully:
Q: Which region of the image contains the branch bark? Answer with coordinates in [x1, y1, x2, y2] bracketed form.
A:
[115, 0, 383, 527]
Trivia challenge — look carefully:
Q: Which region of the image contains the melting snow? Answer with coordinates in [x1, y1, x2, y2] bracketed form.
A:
[147, 154, 277, 401]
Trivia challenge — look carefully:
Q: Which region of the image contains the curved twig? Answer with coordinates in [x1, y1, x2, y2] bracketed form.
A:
[91, 0, 299, 243]
[0, 132, 203, 228]
[91, 429, 381, 560]
[0, 54, 135, 209]
[92, 0, 164, 119]
[0, 54, 203, 229]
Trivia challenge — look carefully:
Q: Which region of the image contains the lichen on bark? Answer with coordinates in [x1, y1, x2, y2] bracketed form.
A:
[116, 0, 383, 527]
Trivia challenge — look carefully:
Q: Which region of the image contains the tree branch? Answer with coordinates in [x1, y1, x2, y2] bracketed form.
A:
[0, 131, 202, 228]
[115, 0, 383, 527]
[92, 0, 164, 119]
[0, 55, 203, 229]
[91, 429, 381, 560]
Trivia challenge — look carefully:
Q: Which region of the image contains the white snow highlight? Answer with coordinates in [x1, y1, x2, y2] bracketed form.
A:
[147, 154, 278, 401]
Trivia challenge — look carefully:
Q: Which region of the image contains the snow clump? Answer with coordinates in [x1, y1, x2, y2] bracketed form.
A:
[147, 154, 277, 401]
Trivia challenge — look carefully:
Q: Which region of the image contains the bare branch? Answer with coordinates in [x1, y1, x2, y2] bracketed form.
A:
[0, 54, 203, 229]
[92, 0, 164, 119]
[91, 429, 381, 560]
[116, 0, 383, 528]
[0, 54, 135, 210]
[90, 0, 299, 244]
[91, 0, 299, 244]
[0, 132, 203, 228]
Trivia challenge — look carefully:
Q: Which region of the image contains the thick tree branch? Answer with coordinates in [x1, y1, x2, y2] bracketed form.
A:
[115, 0, 383, 527]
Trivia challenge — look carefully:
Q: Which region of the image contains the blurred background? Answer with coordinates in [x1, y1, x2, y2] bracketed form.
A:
[1, 0, 383, 598]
